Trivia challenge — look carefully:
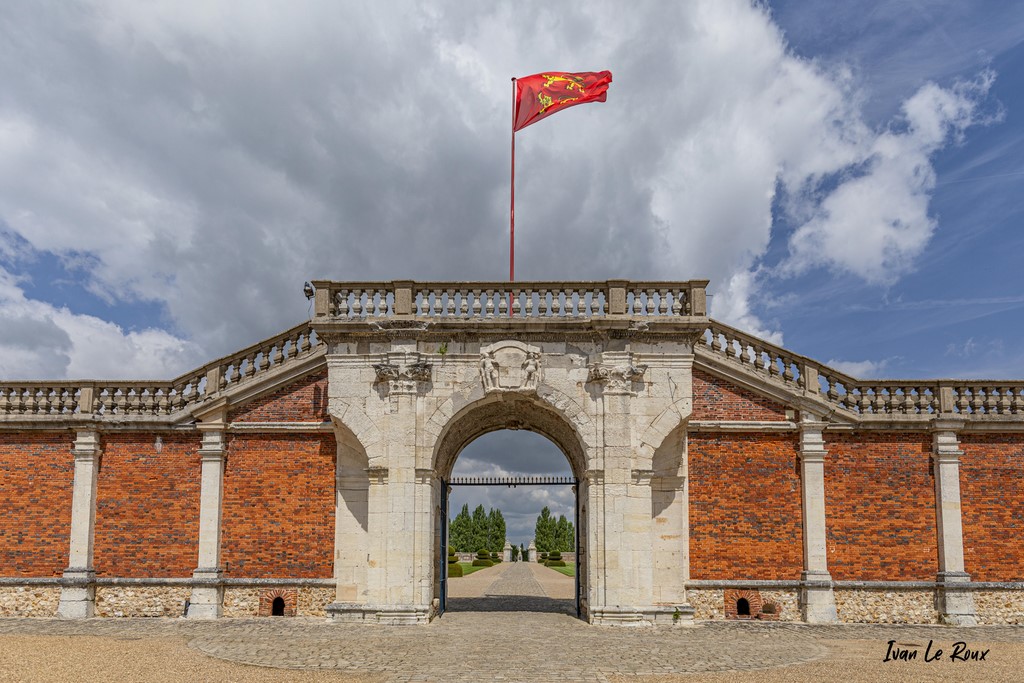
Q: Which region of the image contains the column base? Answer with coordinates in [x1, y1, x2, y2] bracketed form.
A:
[57, 569, 95, 619]
[801, 571, 838, 624]
[326, 602, 431, 625]
[187, 569, 224, 619]
[936, 572, 978, 626]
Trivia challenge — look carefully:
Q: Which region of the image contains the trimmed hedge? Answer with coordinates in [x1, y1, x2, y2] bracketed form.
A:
[547, 551, 562, 561]
[448, 562, 464, 577]
[545, 560, 567, 567]
[472, 558, 494, 567]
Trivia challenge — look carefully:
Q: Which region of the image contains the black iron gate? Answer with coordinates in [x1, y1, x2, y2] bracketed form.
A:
[439, 475, 580, 618]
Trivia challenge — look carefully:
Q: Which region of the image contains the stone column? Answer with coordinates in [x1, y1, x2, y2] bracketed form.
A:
[933, 423, 977, 626]
[799, 416, 838, 623]
[527, 541, 536, 562]
[503, 541, 512, 563]
[187, 429, 226, 619]
[57, 430, 101, 619]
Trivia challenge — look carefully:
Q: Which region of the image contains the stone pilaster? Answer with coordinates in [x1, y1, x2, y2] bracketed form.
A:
[187, 429, 226, 619]
[57, 430, 101, 619]
[588, 352, 654, 624]
[933, 423, 977, 626]
[799, 417, 838, 623]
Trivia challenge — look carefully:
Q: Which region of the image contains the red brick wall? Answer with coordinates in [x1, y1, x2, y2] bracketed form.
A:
[824, 432, 936, 580]
[0, 432, 74, 576]
[221, 433, 335, 578]
[692, 370, 788, 421]
[94, 433, 201, 577]
[230, 370, 329, 422]
[960, 434, 1024, 582]
[689, 432, 803, 579]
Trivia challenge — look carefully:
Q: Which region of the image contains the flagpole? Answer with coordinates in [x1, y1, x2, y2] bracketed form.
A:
[510, 77, 516, 284]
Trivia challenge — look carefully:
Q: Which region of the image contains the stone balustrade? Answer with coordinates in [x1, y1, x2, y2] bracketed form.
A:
[698, 320, 1024, 417]
[310, 280, 709, 320]
[0, 322, 323, 419]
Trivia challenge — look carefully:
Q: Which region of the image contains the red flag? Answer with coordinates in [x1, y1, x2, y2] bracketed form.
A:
[513, 71, 612, 132]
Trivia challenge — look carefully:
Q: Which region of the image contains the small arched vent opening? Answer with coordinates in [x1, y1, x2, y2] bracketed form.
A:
[736, 597, 750, 616]
[271, 597, 286, 616]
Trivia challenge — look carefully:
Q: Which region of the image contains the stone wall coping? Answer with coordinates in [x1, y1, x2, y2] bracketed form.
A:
[687, 579, 1024, 590]
[0, 577, 336, 587]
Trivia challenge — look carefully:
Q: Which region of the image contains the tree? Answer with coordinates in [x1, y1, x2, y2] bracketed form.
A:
[488, 508, 506, 553]
[449, 504, 471, 552]
[471, 504, 489, 552]
[534, 506, 556, 553]
[555, 514, 575, 552]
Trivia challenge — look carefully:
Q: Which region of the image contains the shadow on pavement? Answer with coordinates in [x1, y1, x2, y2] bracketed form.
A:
[446, 595, 574, 615]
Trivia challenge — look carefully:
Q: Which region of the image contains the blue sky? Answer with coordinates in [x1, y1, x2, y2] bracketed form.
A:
[1, 1, 1022, 544]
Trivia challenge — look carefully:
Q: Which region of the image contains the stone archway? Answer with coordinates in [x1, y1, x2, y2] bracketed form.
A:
[431, 393, 590, 618]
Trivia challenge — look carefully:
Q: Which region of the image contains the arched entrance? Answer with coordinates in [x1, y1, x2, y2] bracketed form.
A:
[431, 394, 590, 620]
[439, 429, 580, 617]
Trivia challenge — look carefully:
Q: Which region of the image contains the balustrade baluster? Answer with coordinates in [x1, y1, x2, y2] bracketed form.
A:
[998, 387, 1012, 414]
[657, 290, 669, 315]
[783, 361, 795, 383]
[337, 290, 349, 318]
[525, 290, 534, 317]
[498, 290, 508, 317]
[482, 289, 493, 316]
[826, 377, 840, 403]
[446, 289, 456, 317]
[511, 289, 522, 318]
[956, 387, 970, 413]
[351, 290, 363, 317]
[0, 389, 9, 415]
[710, 328, 723, 353]
[981, 387, 996, 414]
[538, 290, 549, 317]
[671, 290, 683, 315]
[24, 390, 37, 415]
[552, 291, 563, 317]
[36, 389, 50, 414]
[459, 289, 470, 317]
[874, 389, 888, 414]
[471, 290, 483, 317]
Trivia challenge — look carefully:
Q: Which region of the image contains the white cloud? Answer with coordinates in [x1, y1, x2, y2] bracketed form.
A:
[0, 267, 202, 379]
[0, 0, 1001, 375]
[825, 358, 890, 379]
[783, 72, 996, 284]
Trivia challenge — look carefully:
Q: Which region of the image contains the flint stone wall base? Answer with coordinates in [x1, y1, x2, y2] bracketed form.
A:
[95, 587, 191, 617]
[834, 588, 937, 624]
[687, 589, 725, 620]
[0, 587, 61, 617]
[223, 586, 334, 617]
[974, 590, 1024, 625]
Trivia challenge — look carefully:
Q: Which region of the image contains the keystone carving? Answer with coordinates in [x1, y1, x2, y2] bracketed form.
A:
[479, 341, 542, 394]
[587, 361, 648, 394]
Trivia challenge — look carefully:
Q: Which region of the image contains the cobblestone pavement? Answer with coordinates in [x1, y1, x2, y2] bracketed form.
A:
[2, 569, 1024, 682]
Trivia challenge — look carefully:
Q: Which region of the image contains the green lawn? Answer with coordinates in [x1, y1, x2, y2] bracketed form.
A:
[545, 562, 576, 577]
[453, 562, 489, 576]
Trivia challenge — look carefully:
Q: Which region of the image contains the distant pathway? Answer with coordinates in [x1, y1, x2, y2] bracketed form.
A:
[446, 561, 574, 614]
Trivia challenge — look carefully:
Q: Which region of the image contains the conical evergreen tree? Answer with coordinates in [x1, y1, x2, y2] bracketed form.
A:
[449, 504, 471, 552]
[471, 504, 489, 552]
[534, 506, 555, 553]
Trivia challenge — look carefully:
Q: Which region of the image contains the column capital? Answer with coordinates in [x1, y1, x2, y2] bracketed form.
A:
[198, 429, 227, 457]
[71, 429, 101, 459]
[933, 430, 964, 462]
